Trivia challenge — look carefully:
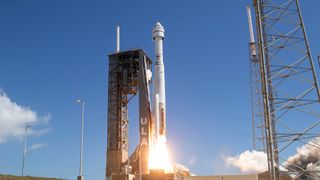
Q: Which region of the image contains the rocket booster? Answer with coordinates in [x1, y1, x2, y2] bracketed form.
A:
[152, 22, 166, 138]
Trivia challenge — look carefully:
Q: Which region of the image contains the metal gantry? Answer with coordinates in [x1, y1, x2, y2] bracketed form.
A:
[106, 50, 139, 177]
[106, 49, 153, 179]
[252, 0, 320, 179]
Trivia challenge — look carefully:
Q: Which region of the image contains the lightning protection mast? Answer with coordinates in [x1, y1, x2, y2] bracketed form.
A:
[252, 0, 320, 179]
[247, 6, 266, 153]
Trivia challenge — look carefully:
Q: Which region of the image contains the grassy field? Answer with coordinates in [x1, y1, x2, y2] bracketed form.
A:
[0, 174, 63, 180]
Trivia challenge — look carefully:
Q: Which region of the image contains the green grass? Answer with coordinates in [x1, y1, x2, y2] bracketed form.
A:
[0, 174, 63, 180]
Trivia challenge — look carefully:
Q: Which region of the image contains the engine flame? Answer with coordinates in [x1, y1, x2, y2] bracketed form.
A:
[148, 135, 173, 173]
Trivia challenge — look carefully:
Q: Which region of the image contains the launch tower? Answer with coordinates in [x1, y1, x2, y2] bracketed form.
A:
[106, 49, 153, 179]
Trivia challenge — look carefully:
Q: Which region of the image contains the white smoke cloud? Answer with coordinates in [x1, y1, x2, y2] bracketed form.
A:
[224, 137, 320, 178]
[224, 150, 268, 173]
[0, 90, 50, 144]
[284, 137, 320, 179]
[306, 163, 320, 178]
[286, 137, 320, 166]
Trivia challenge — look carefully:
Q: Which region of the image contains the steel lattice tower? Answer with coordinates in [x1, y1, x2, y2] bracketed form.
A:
[252, 0, 320, 179]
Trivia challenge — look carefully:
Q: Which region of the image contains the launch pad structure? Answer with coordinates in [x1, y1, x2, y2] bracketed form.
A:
[106, 49, 153, 178]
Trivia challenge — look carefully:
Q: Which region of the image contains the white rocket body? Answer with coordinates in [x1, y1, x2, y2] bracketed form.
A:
[152, 22, 166, 141]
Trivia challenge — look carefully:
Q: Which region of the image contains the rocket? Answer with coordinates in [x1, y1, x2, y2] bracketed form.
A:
[152, 22, 166, 140]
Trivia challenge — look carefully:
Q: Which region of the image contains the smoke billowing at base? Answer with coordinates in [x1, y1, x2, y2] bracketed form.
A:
[284, 137, 320, 179]
[224, 137, 320, 179]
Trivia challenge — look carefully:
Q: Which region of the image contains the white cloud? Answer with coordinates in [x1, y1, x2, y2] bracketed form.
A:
[0, 90, 50, 144]
[224, 150, 268, 173]
[27, 143, 48, 153]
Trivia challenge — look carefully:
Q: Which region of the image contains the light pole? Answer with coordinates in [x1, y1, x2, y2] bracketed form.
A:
[22, 123, 31, 176]
[76, 99, 85, 180]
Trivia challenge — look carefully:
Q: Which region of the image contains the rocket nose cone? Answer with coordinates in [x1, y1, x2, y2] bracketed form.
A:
[153, 22, 164, 31]
[153, 22, 165, 39]
[155, 22, 162, 27]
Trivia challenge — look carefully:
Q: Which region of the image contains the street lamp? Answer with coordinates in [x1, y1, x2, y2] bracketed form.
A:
[76, 99, 85, 180]
[22, 123, 31, 176]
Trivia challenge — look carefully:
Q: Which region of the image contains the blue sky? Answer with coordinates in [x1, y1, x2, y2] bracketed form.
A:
[0, 0, 320, 179]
